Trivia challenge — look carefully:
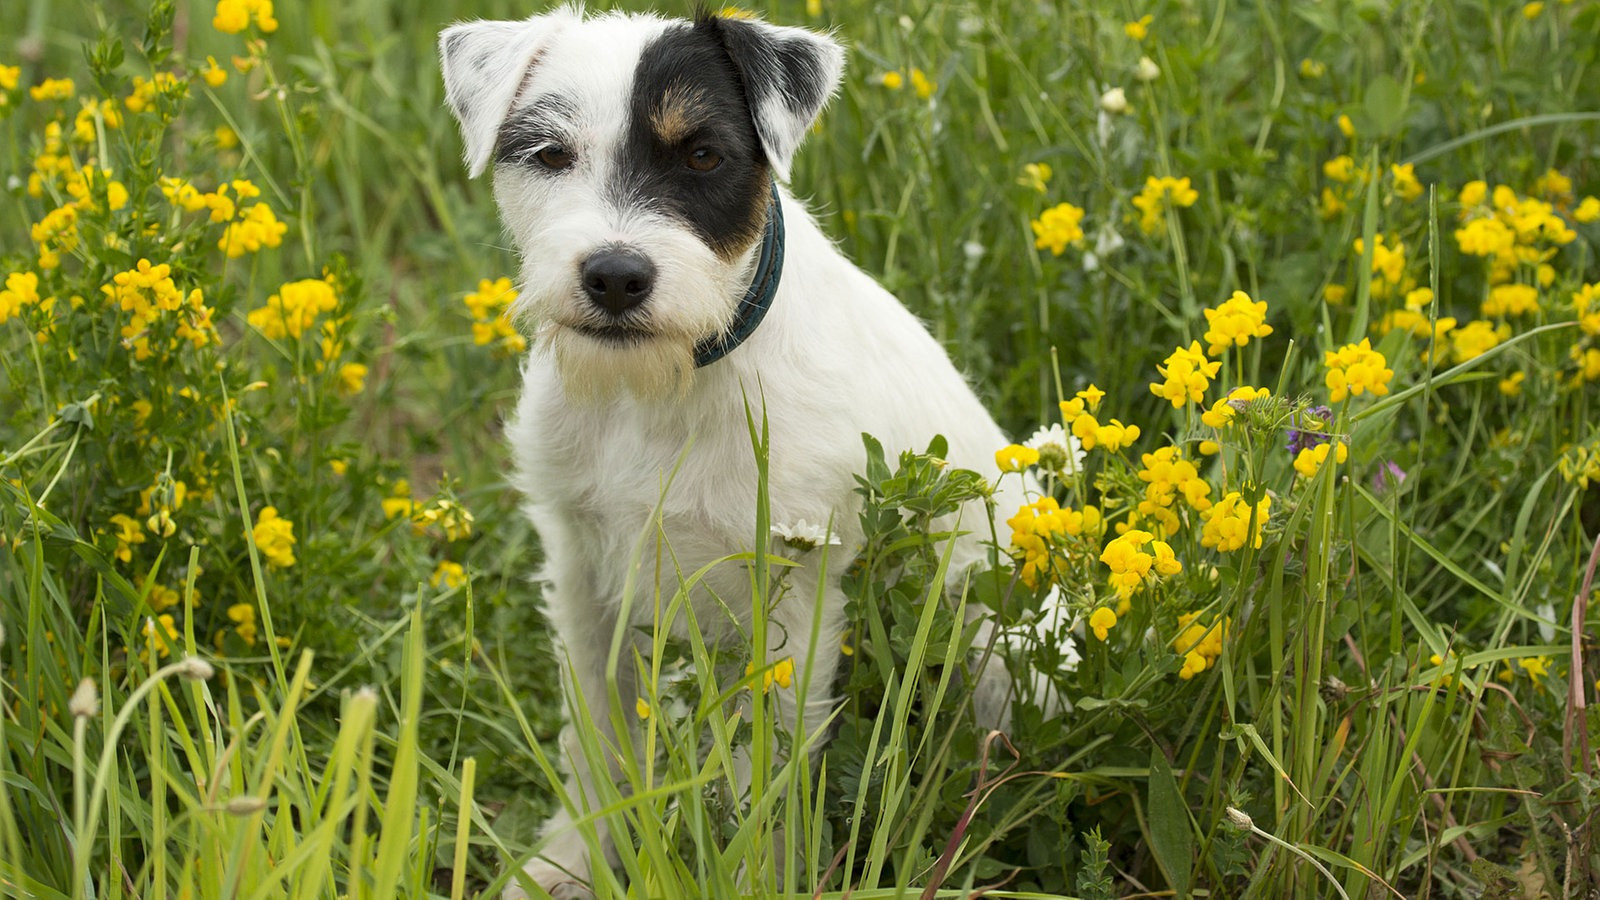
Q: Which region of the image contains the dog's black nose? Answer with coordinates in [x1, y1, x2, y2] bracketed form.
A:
[580, 249, 655, 315]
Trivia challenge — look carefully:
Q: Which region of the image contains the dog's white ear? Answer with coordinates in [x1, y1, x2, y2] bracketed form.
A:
[439, 11, 574, 178]
[708, 16, 845, 182]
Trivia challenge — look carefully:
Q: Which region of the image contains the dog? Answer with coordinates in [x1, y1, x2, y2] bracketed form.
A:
[439, 7, 1032, 896]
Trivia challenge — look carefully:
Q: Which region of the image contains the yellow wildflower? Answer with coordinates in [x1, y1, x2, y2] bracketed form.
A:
[218, 203, 287, 257]
[28, 77, 75, 102]
[430, 560, 467, 589]
[909, 67, 935, 100]
[1131, 175, 1198, 234]
[1324, 338, 1393, 403]
[635, 697, 652, 719]
[252, 506, 296, 568]
[879, 70, 904, 90]
[1018, 162, 1052, 193]
[995, 444, 1039, 473]
[1200, 492, 1270, 552]
[1575, 197, 1600, 223]
[1202, 290, 1273, 356]
[1389, 163, 1423, 201]
[110, 513, 147, 563]
[248, 278, 338, 340]
[213, 0, 278, 34]
[227, 602, 258, 645]
[1292, 441, 1349, 479]
[1031, 201, 1086, 255]
[1100, 529, 1180, 600]
[1089, 607, 1117, 641]
[201, 56, 228, 87]
[1200, 385, 1270, 429]
[1124, 14, 1152, 40]
[1150, 341, 1221, 407]
[1449, 319, 1510, 364]
[1481, 283, 1539, 318]
[337, 362, 369, 396]
[1498, 371, 1526, 396]
[745, 657, 795, 693]
[1521, 1, 1544, 17]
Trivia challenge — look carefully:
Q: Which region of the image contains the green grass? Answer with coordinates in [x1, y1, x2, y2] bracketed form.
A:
[2, 0, 1599, 896]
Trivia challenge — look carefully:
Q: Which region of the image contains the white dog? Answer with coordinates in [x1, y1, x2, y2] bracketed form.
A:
[440, 7, 1029, 896]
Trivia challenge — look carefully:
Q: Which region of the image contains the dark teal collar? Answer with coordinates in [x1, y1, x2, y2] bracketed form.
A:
[694, 181, 784, 368]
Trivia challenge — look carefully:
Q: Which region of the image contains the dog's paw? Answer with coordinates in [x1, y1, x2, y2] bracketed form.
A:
[503, 858, 594, 900]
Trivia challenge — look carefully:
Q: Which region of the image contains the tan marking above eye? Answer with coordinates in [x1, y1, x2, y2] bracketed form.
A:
[650, 83, 711, 145]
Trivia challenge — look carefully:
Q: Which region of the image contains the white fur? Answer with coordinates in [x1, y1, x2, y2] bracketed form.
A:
[442, 11, 1028, 899]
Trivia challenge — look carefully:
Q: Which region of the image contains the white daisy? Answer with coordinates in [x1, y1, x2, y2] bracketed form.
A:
[1025, 423, 1086, 476]
[770, 518, 840, 552]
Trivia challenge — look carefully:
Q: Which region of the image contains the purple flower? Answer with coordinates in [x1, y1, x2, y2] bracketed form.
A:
[1285, 405, 1333, 456]
[1372, 461, 1407, 493]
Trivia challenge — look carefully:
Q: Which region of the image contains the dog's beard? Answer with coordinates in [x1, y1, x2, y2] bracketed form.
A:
[543, 324, 698, 403]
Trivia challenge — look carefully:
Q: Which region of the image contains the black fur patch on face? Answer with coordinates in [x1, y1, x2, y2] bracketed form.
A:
[614, 20, 771, 260]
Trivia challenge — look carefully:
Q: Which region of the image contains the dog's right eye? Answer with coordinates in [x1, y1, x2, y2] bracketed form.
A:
[535, 145, 574, 170]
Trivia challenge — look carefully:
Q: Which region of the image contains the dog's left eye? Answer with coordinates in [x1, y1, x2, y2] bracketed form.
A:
[535, 145, 574, 170]
[686, 148, 723, 172]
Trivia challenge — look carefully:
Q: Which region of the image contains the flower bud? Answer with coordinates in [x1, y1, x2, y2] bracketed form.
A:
[1099, 87, 1129, 114]
[1135, 56, 1160, 82]
[1225, 806, 1254, 830]
[177, 657, 215, 681]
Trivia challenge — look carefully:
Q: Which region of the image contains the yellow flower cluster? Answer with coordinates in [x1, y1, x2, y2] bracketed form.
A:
[252, 506, 296, 568]
[1575, 283, 1600, 336]
[248, 277, 338, 340]
[1352, 234, 1409, 301]
[161, 176, 259, 223]
[1389, 163, 1423, 201]
[463, 277, 527, 355]
[1031, 201, 1086, 255]
[1558, 443, 1600, 489]
[1448, 319, 1510, 363]
[1293, 441, 1348, 479]
[1150, 341, 1220, 407]
[1136, 446, 1212, 535]
[28, 77, 75, 102]
[71, 98, 122, 143]
[110, 513, 147, 562]
[1099, 529, 1181, 601]
[1455, 180, 1582, 283]
[1173, 612, 1228, 679]
[1323, 338, 1393, 403]
[124, 72, 182, 115]
[1132, 175, 1198, 234]
[0, 271, 47, 326]
[1200, 491, 1270, 552]
[213, 0, 279, 34]
[1481, 282, 1539, 318]
[430, 560, 467, 589]
[1018, 162, 1052, 193]
[1007, 496, 1101, 589]
[0, 63, 19, 105]
[102, 259, 218, 360]
[218, 202, 288, 257]
[227, 602, 257, 645]
[1202, 290, 1272, 356]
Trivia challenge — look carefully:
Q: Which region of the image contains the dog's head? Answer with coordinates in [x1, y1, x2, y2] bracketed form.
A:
[440, 7, 843, 400]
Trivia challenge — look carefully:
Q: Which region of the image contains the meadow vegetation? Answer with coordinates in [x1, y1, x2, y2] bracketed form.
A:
[2, 0, 1598, 897]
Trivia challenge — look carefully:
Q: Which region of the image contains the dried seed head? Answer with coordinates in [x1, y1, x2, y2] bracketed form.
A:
[69, 678, 99, 718]
[1225, 806, 1254, 831]
[225, 796, 268, 816]
[177, 657, 215, 681]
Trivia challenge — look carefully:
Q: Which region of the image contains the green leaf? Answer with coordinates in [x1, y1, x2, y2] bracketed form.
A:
[1146, 749, 1193, 899]
[1362, 74, 1407, 137]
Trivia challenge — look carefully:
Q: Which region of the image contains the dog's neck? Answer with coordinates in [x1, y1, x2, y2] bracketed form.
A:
[692, 181, 785, 368]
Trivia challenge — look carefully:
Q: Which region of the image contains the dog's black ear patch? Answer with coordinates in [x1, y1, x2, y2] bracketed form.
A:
[438, 10, 578, 178]
[699, 14, 844, 181]
[622, 23, 772, 260]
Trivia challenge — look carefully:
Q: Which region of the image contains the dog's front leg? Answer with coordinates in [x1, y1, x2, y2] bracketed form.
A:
[511, 519, 636, 900]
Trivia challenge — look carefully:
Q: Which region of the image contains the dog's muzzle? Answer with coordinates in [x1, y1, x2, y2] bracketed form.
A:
[580, 247, 656, 316]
